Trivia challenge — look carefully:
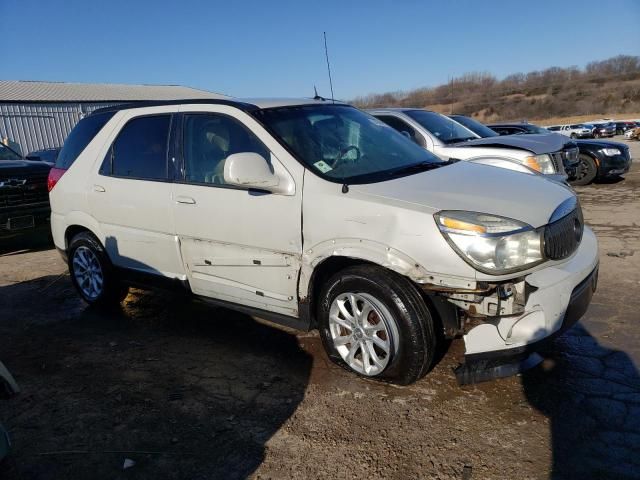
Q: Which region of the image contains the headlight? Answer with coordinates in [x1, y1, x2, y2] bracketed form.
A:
[523, 154, 556, 174]
[601, 148, 621, 156]
[435, 211, 544, 274]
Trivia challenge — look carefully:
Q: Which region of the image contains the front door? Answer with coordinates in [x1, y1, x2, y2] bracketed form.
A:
[172, 108, 302, 317]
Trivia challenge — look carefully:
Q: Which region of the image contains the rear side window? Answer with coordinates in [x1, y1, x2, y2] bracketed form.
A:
[56, 112, 115, 169]
[101, 115, 171, 180]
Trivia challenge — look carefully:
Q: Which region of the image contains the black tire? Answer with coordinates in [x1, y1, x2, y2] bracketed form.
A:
[317, 264, 437, 385]
[570, 133, 576, 139]
[570, 153, 598, 186]
[68, 232, 129, 306]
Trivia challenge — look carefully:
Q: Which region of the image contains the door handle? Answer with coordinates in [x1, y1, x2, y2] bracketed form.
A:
[93, 185, 106, 193]
[176, 195, 196, 205]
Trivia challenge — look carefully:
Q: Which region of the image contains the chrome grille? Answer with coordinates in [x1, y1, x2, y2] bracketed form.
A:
[0, 172, 49, 209]
[544, 208, 583, 260]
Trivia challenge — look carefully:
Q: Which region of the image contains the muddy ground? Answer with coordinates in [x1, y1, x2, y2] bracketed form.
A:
[1, 140, 639, 480]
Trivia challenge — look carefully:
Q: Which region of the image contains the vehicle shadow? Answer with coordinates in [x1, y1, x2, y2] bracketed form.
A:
[0, 234, 53, 256]
[521, 324, 640, 480]
[0, 274, 312, 480]
[593, 176, 625, 185]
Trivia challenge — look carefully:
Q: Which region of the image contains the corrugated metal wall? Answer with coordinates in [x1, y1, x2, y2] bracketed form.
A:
[0, 102, 121, 156]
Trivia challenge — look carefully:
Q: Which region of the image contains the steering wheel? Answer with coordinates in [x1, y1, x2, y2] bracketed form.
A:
[331, 145, 361, 168]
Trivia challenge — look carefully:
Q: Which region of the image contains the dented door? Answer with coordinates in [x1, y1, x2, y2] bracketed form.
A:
[172, 109, 302, 317]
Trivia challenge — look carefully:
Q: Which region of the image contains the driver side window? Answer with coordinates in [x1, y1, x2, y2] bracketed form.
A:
[182, 114, 269, 185]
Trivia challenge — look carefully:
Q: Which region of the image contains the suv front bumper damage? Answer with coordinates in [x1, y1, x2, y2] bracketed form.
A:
[426, 227, 599, 383]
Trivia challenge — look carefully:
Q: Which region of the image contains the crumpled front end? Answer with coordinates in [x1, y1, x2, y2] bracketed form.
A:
[460, 227, 598, 358]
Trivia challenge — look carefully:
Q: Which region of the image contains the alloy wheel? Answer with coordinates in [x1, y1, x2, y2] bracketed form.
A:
[328, 292, 398, 376]
[72, 246, 104, 300]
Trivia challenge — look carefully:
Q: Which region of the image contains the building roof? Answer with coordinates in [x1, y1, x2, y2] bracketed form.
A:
[0, 80, 229, 102]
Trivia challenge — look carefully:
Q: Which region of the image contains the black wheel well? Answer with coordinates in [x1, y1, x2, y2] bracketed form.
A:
[304, 256, 457, 338]
[305, 256, 374, 328]
[64, 225, 92, 250]
[580, 151, 600, 168]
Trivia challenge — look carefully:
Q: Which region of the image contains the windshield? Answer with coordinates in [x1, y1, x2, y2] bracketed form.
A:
[255, 105, 445, 183]
[405, 110, 478, 144]
[449, 115, 499, 138]
[0, 143, 23, 160]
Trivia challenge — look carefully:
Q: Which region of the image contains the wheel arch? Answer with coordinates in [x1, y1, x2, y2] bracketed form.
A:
[298, 239, 459, 334]
[62, 212, 105, 251]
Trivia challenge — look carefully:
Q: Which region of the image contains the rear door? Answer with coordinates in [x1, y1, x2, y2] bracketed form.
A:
[172, 105, 303, 317]
[88, 108, 184, 279]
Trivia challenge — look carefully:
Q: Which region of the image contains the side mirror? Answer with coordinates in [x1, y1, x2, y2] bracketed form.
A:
[224, 152, 279, 190]
[400, 130, 412, 139]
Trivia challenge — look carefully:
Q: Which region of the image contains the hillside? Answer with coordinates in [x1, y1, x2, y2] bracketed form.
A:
[352, 55, 640, 123]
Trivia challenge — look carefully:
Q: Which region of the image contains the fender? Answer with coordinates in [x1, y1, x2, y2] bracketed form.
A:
[60, 210, 105, 248]
[298, 237, 475, 301]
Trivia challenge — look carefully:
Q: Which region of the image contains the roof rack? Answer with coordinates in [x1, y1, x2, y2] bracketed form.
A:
[90, 98, 259, 116]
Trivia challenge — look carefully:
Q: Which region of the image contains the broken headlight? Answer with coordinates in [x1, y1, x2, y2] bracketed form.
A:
[435, 211, 544, 274]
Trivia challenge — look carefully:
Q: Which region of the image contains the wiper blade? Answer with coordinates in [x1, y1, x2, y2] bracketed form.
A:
[386, 161, 444, 178]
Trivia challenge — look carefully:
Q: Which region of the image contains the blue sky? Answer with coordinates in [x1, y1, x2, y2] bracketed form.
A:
[3, 0, 639, 99]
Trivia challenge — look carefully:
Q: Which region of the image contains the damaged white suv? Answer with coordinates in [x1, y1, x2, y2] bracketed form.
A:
[49, 99, 599, 385]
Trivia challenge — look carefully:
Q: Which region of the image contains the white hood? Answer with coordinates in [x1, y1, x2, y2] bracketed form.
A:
[351, 161, 574, 228]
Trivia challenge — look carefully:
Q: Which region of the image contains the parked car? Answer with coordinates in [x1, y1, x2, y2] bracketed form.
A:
[25, 147, 60, 163]
[481, 122, 633, 185]
[486, 122, 552, 136]
[613, 121, 637, 135]
[49, 98, 598, 385]
[1, 143, 52, 240]
[548, 124, 593, 139]
[591, 122, 616, 138]
[625, 127, 640, 140]
[441, 115, 579, 178]
[369, 109, 575, 182]
[572, 139, 633, 185]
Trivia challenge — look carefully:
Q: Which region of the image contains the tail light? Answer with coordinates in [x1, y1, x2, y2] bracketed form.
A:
[47, 167, 66, 192]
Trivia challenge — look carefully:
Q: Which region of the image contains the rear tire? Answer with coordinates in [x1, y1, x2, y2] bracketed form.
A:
[68, 232, 129, 306]
[317, 265, 437, 385]
[570, 154, 598, 186]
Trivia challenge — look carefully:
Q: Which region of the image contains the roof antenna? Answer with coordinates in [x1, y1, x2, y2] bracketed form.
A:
[313, 85, 325, 101]
[323, 31, 335, 104]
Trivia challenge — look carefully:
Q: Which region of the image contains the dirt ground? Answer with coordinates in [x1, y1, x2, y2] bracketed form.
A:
[1, 140, 639, 480]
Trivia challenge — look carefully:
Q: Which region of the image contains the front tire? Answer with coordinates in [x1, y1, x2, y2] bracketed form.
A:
[68, 232, 129, 306]
[317, 265, 436, 385]
[570, 133, 576, 139]
[570, 154, 598, 186]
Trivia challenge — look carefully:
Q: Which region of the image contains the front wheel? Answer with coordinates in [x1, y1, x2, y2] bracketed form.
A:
[570, 154, 598, 186]
[570, 133, 576, 139]
[317, 265, 436, 385]
[68, 232, 129, 306]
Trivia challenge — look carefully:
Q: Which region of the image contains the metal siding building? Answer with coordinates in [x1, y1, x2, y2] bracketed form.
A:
[0, 81, 228, 155]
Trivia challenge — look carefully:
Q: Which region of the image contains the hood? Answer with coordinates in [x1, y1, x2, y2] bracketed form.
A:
[0, 160, 51, 173]
[576, 139, 628, 149]
[351, 161, 574, 228]
[452, 134, 571, 154]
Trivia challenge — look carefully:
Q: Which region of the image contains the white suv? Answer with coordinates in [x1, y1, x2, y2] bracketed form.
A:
[49, 99, 599, 385]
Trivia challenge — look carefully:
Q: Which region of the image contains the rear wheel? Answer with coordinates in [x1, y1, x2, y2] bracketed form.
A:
[570, 154, 598, 186]
[68, 232, 129, 306]
[317, 265, 436, 385]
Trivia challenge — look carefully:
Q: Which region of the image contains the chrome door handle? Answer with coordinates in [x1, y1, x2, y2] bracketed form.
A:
[176, 195, 196, 205]
[93, 185, 106, 193]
